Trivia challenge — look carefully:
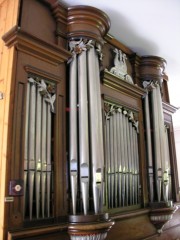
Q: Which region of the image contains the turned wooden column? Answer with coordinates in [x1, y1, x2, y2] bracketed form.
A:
[67, 5, 114, 240]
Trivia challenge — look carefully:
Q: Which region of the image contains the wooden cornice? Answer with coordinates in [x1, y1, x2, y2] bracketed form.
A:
[102, 69, 146, 99]
[163, 102, 179, 115]
[67, 6, 111, 44]
[105, 33, 134, 55]
[2, 26, 71, 65]
[8, 223, 68, 240]
[139, 55, 167, 82]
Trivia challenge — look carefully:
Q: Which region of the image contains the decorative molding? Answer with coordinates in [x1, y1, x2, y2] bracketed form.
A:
[2, 26, 71, 65]
[139, 55, 167, 84]
[104, 34, 134, 55]
[149, 202, 178, 234]
[110, 48, 134, 84]
[162, 102, 179, 115]
[103, 69, 146, 100]
[67, 6, 110, 45]
[8, 224, 68, 240]
[68, 214, 114, 240]
[24, 65, 62, 83]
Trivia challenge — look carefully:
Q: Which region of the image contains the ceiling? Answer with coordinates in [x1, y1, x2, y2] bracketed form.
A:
[61, 0, 180, 126]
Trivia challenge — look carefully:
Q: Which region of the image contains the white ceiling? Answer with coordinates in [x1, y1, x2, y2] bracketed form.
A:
[61, 0, 180, 126]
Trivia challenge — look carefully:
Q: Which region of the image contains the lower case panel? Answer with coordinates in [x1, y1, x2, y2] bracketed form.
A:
[8, 207, 180, 240]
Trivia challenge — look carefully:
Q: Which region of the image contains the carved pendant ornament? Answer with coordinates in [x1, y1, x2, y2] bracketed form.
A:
[28, 77, 56, 112]
[109, 48, 133, 84]
[69, 38, 103, 61]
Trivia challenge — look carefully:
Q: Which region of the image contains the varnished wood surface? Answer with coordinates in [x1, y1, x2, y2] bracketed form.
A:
[1, 1, 179, 239]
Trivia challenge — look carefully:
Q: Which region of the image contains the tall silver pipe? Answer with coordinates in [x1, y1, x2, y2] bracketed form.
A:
[88, 46, 104, 213]
[46, 104, 52, 217]
[35, 86, 42, 218]
[123, 110, 129, 206]
[69, 54, 78, 215]
[28, 82, 36, 219]
[95, 48, 104, 211]
[144, 92, 154, 202]
[134, 124, 140, 204]
[151, 85, 162, 202]
[113, 111, 118, 208]
[109, 114, 115, 208]
[156, 84, 166, 173]
[163, 126, 170, 202]
[117, 109, 122, 207]
[105, 117, 111, 207]
[131, 122, 135, 205]
[24, 81, 30, 217]
[128, 116, 133, 205]
[78, 50, 90, 215]
[122, 110, 127, 206]
[41, 98, 47, 218]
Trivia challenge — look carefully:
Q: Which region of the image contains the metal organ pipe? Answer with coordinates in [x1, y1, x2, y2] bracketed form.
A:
[104, 103, 140, 208]
[69, 40, 104, 215]
[35, 87, 42, 219]
[24, 77, 55, 220]
[28, 82, 36, 220]
[88, 46, 104, 213]
[151, 84, 162, 202]
[78, 50, 90, 215]
[144, 90, 154, 202]
[69, 54, 78, 215]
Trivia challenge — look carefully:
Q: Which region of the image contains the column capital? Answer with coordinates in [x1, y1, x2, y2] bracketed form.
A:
[139, 55, 167, 83]
[67, 6, 110, 44]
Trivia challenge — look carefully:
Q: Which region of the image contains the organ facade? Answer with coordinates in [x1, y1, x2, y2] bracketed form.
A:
[0, 1, 179, 239]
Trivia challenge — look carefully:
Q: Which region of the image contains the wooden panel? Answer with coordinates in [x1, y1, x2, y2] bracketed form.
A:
[106, 208, 180, 240]
[0, 0, 20, 239]
[20, 0, 56, 44]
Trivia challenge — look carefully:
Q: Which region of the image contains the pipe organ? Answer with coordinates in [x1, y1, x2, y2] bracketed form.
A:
[143, 80, 172, 203]
[104, 102, 140, 208]
[69, 39, 105, 215]
[0, 1, 179, 240]
[24, 76, 55, 220]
